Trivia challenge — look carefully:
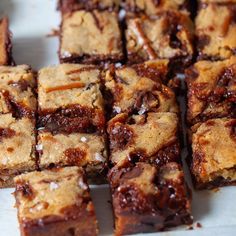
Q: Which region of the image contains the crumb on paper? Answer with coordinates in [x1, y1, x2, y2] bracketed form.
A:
[46, 28, 60, 37]
[196, 222, 202, 228]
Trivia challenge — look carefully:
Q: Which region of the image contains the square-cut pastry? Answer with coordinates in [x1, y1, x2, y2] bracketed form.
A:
[103, 60, 178, 118]
[196, 3, 236, 60]
[0, 65, 36, 119]
[0, 17, 12, 66]
[38, 64, 105, 134]
[124, 0, 190, 15]
[191, 118, 236, 189]
[58, 0, 120, 13]
[186, 56, 236, 125]
[14, 166, 98, 236]
[125, 11, 194, 65]
[107, 112, 180, 168]
[37, 131, 107, 179]
[108, 162, 192, 235]
[59, 10, 123, 64]
[0, 114, 36, 188]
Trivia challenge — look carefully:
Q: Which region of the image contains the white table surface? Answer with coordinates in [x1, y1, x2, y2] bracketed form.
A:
[0, 1, 236, 235]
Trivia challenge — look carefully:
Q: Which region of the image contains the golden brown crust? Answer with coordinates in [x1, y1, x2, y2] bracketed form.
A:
[38, 64, 105, 134]
[38, 131, 107, 177]
[0, 65, 36, 119]
[14, 167, 98, 236]
[107, 112, 180, 168]
[125, 11, 194, 65]
[186, 57, 236, 125]
[191, 118, 236, 189]
[0, 17, 12, 66]
[103, 61, 178, 118]
[196, 3, 236, 60]
[59, 10, 123, 64]
[108, 162, 192, 235]
[0, 114, 36, 188]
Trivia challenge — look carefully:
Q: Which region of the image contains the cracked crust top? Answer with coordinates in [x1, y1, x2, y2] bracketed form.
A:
[191, 118, 236, 188]
[125, 11, 194, 64]
[14, 167, 95, 222]
[196, 3, 236, 60]
[186, 56, 236, 125]
[104, 60, 178, 118]
[0, 65, 36, 119]
[60, 10, 123, 64]
[38, 132, 107, 175]
[107, 112, 180, 168]
[38, 64, 103, 111]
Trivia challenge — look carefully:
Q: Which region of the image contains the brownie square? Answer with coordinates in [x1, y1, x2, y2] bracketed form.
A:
[108, 162, 192, 235]
[125, 11, 194, 66]
[37, 64, 105, 134]
[196, 3, 236, 60]
[124, 0, 189, 15]
[190, 118, 236, 189]
[186, 57, 236, 125]
[58, 0, 120, 13]
[0, 65, 36, 119]
[104, 60, 178, 118]
[107, 112, 180, 168]
[38, 131, 107, 179]
[59, 10, 123, 64]
[14, 166, 98, 236]
[0, 114, 36, 188]
[0, 17, 12, 66]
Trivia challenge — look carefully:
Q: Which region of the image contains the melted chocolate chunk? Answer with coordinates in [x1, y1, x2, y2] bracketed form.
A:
[0, 128, 16, 141]
[64, 148, 86, 165]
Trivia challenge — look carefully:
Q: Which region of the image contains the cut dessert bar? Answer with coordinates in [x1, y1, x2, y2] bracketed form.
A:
[0, 17, 12, 66]
[196, 3, 236, 60]
[37, 131, 107, 179]
[58, 0, 120, 13]
[123, 0, 189, 15]
[103, 60, 178, 118]
[0, 114, 36, 188]
[190, 118, 236, 189]
[37, 64, 105, 134]
[59, 10, 123, 64]
[14, 166, 98, 236]
[107, 112, 180, 168]
[186, 56, 236, 125]
[0, 65, 36, 119]
[108, 162, 192, 235]
[125, 11, 194, 66]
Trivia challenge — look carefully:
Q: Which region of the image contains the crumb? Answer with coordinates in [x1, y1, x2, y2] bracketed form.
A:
[46, 28, 60, 37]
[187, 226, 193, 230]
[196, 222, 202, 228]
[212, 188, 220, 193]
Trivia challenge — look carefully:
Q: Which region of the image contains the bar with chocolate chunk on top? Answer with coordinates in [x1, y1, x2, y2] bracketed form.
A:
[14, 166, 98, 236]
[125, 11, 194, 68]
[58, 0, 120, 14]
[0, 17, 12, 66]
[0, 65, 36, 119]
[37, 131, 107, 181]
[0, 114, 36, 188]
[190, 118, 236, 189]
[196, 3, 236, 60]
[37, 64, 105, 134]
[59, 10, 123, 64]
[107, 112, 181, 168]
[123, 0, 190, 15]
[186, 56, 236, 125]
[108, 162, 192, 235]
[103, 60, 178, 118]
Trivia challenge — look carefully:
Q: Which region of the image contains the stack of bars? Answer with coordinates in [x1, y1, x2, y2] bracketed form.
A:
[1, 0, 235, 236]
[186, 0, 236, 189]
